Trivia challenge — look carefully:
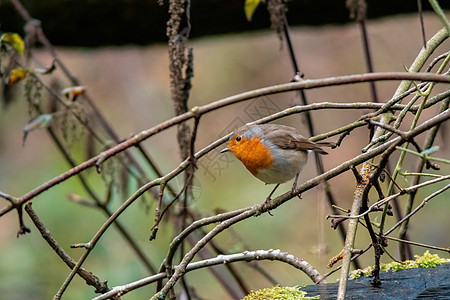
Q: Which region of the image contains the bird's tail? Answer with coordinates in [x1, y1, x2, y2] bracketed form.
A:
[313, 142, 336, 155]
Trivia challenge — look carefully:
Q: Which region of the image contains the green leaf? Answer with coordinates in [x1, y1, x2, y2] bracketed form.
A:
[1, 33, 25, 55]
[244, 0, 261, 21]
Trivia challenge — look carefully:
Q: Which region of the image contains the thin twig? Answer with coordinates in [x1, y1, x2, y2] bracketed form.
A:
[159, 208, 251, 277]
[417, 0, 427, 49]
[0, 191, 16, 203]
[24, 203, 109, 294]
[385, 183, 450, 235]
[429, 0, 450, 36]
[150, 183, 167, 241]
[328, 175, 449, 220]
[426, 51, 450, 72]
[384, 235, 450, 253]
[185, 233, 247, 299]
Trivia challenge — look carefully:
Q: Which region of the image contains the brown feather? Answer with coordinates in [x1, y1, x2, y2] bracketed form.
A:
[259, 124, 329, 154]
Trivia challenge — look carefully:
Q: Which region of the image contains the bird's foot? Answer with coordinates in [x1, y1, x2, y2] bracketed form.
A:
[261, 197, 274, 216]
[291, 186, 302, 200]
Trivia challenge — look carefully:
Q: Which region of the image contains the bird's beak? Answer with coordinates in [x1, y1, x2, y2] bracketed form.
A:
[220, 147, 230, 153]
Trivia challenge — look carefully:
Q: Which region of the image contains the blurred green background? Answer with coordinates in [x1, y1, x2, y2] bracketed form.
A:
[0, 2, 449, 299]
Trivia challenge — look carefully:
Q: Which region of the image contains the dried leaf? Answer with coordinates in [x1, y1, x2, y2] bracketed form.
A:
[62, 86, 86, 101]
[23, 114, 53, 145]
[7, 68, 28, 86]
[244, 0, 261, 21]
[1, 33, 25, 55]
[35, 60, 57, 75]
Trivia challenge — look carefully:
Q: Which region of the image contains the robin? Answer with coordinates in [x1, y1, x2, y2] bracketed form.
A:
[220, 124, 331, 206]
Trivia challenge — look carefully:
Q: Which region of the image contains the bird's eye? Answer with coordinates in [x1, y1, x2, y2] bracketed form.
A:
[236, 136, 242, 142]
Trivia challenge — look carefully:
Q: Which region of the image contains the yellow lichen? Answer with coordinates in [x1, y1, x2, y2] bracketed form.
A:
[242, 285, 319, 300]
[349, 251, 450, 279]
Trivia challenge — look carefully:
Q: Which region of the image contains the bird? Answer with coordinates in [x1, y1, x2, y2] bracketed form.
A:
[220, 124, 331, 206]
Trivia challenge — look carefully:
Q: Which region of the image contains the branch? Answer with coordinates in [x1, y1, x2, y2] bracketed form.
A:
[328, 174, 449, 220]
[24, 203, 109, 294]
[385, 183, 450, 235]
[160, 208, 251, 277]
[94, 249, 323, 300]
[384, 235, 450, 253]
[429, 0, 450, 36]
[0, 191, 16, 203]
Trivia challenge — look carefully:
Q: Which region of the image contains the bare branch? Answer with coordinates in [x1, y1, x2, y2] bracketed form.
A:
[385, 235, 450, 253]
[0, 191, 16, 203]
[385, 183, 450, 235]
[328, 175, 450, 220]
[95, 249, 323, 300]
[24, 203, 109, 293]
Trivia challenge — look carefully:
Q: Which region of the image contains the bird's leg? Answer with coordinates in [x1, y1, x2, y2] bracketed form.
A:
[291, 172, 302, 199]
[262, 184, 280, 209]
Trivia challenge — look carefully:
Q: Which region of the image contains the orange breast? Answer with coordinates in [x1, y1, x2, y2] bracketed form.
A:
[231, 136, 274, 176]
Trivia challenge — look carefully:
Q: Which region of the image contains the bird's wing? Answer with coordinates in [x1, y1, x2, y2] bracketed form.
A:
[265, 125, 329, 154]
